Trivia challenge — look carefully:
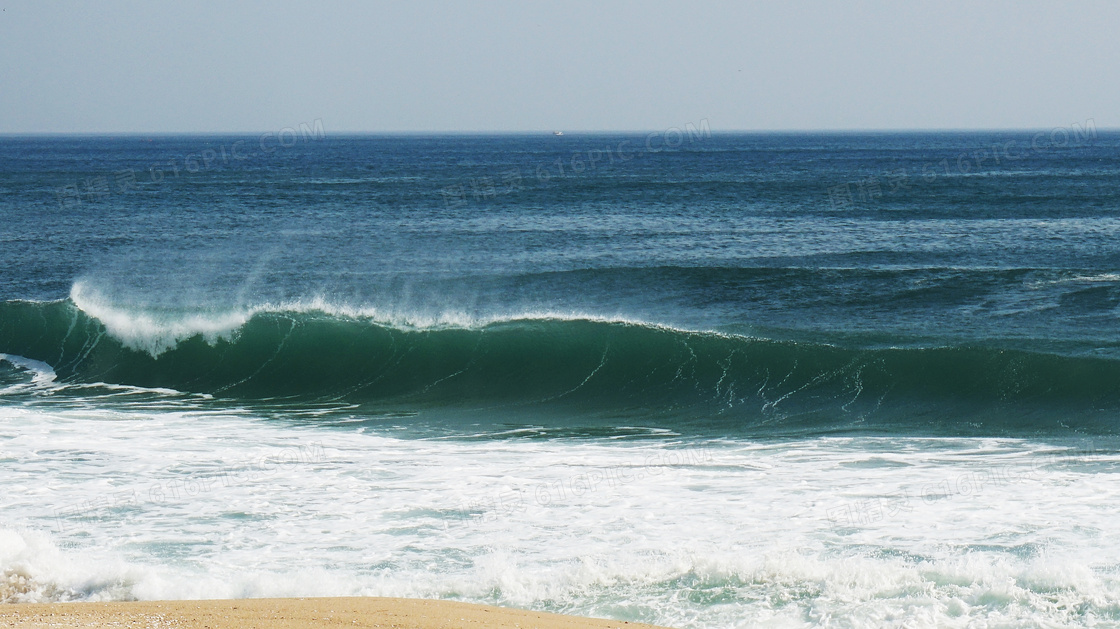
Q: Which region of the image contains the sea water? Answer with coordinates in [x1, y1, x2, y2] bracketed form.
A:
[2, 131, 1119, 627]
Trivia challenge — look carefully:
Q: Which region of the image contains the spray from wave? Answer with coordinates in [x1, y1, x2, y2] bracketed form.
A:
[0, 284, 1116, 433]
[68, 281, 653, 357]
[69, 282, 253, 356]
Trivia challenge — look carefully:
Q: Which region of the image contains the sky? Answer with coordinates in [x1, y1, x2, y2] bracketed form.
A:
[1, 0, 1118, 133]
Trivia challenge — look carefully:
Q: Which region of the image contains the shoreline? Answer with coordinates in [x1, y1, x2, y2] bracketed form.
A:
[0, 596, 672, 628]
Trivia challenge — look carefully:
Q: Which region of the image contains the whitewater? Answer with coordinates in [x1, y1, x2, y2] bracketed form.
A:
[3, 386, 1118, 627]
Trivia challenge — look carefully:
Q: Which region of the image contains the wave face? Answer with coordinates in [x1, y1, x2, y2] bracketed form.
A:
[2, 298, 1119, 434]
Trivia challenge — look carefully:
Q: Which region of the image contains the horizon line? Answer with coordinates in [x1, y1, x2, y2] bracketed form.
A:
[0, 126, 1113, 137]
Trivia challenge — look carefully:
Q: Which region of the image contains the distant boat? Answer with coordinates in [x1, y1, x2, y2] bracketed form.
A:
[553, 131, 564, 136]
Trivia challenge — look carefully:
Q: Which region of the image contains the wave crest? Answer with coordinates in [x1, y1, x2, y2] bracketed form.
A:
[69, 282, 660, 357]
[3, 292, 1120, 433]
[71, 282, 251, 356]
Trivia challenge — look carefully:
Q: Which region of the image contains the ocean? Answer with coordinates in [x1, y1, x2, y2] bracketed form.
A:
[2, 128, 1119, 627]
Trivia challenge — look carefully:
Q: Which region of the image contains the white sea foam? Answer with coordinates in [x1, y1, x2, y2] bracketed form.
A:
[0, 354, 198, 400]
[0, 354, 59, 397]
[1070, 272, 1120, 283]
[70, 281, 252, 356]
[4, 526, 1118, 627]
[0, 527, 144, 603]
[3, 401, 1118, 627]
[0, 354, 56, 389]
[68, 282, 725, 357]
[1031, 271, 1120, 287]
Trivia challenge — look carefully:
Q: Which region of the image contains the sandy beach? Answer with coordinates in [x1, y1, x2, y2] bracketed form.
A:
[0, 597, 671, 628]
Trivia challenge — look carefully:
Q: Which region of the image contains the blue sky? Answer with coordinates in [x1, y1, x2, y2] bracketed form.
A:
[1, 1, 1117, 132]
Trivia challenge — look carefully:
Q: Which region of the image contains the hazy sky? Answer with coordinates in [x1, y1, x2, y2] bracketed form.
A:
[2, 1, 1118, 133]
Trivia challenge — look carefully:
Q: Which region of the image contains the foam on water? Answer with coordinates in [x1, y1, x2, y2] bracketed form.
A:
[69, 281, 682, 358]
[3, 401, 1118, 627]
[0, 354, 56, 393]
[5, 524, 1120, 627]
[70, 282, 252, 356]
